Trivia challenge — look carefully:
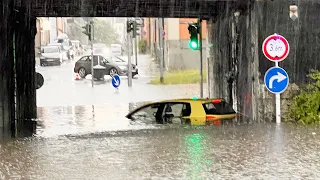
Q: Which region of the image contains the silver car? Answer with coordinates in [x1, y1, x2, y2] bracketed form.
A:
[40, 46, 63, 66]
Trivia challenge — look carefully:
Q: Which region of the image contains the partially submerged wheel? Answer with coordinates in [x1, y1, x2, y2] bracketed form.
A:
[109, 68, 118, 77]
[78, 68, 87, 78]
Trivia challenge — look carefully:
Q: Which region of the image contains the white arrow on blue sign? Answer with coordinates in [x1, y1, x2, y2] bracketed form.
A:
[112, 74, 121, 88]
[264, 67, 289, 94]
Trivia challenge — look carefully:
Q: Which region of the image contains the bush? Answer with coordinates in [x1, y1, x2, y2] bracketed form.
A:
[138, 39, 147, 54]
[287, 70, 320, 124]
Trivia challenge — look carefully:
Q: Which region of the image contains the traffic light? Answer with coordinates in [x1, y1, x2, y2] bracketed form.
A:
[82, 24, 91, 41]
[188, 24, 199, 50]
[127, 20, 133, 33]
[133, 21, 141, 37]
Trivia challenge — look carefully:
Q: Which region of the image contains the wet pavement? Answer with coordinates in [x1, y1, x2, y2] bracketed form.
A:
[34, 54, 206, 137]
[1, 123, 320, 179]
[1, 55, 320, 179]
[36, 55, 206, 107]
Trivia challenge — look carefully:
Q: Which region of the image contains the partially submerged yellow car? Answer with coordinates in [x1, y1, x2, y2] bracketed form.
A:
[125, 98, 238, 125]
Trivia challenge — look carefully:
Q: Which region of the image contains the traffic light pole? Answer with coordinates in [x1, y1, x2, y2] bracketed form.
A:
[198, 18, 204, 98]
[134, 19, 138, 66]
[159, 18, 164, 83]
[128, 33, 133, 87]
[127, 19, 133, 87]
[91, 21, 94, 88]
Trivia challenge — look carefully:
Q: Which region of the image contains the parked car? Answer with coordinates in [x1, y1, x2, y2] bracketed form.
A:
[47, 43, 68, 61]
[39, 46, 63, 66]
[74, 54, 138, 78]
[126, 98, 238, 125]
[107, 56, 138, 77]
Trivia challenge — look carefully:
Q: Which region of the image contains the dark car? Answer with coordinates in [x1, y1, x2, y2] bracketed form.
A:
[74, 54, 138, 78]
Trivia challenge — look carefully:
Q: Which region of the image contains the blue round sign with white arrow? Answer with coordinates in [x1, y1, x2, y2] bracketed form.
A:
[111, 74, 121, 88]
[264, 66, 289, 94]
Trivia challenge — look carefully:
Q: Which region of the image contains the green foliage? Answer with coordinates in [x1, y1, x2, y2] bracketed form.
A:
[138, 39, 147, 54]
[287, 70, 320, 124]
[92, 18, 119, 45]
[149, 69, 207, 85]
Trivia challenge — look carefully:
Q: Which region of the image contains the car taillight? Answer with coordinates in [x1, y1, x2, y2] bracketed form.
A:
[212, 99, 222, 104]
[206, 115, 215, 120]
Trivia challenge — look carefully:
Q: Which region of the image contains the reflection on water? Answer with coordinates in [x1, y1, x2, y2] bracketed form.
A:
[185, 133, 210, 179]
[36, 102, 152, 137]
[1, 124, 320, 179]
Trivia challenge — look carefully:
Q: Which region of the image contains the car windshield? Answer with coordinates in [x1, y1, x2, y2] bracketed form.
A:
[42, 47, 59, 53]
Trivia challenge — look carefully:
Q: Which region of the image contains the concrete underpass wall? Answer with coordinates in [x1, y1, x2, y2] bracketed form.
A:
[164, 40, 207, 70]
[208, 0, 320, 122]
[13, 6, 37, 136]
[0, 0, 15, 137]
[255, 0, 320, 121]
[0, 1, 37, 137]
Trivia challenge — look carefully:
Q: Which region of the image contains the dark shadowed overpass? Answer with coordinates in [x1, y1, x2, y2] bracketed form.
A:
[31, 0, 249, 18]
[0, 0, 251, 137]
[1, 0, 320, 138]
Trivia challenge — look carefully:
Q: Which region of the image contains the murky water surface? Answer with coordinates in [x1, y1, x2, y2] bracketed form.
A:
[1, 102, 320, 179]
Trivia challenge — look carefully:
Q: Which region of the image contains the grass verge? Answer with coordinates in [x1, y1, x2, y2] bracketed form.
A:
[149, 69, 207, 85]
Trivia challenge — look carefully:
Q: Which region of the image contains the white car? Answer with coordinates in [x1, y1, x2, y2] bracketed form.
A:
[39, 46, 63, 66]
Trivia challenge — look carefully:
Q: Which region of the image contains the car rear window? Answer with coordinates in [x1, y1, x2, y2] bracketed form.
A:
[202, 101, 236, 115]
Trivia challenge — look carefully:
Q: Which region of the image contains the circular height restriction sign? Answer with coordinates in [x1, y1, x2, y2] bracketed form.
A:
[262, 34, 290, 62]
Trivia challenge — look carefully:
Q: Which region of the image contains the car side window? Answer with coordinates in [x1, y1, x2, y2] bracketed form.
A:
[79, 56, 89, 61]
[131, 103, 161, 124]
[202, 101, 235, 115]
[162, 103, 191, 124]
[100, 56, 109, 63]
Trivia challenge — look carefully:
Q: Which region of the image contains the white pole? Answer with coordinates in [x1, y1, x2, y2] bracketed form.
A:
[275, 61, 281, 123]
[91, 21, 94, 88]
[159, 18, 164, 83]
[128, 28, 133, 87]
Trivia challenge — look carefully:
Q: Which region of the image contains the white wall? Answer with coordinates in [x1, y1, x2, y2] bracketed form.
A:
[49, 17, 57, 43]
[167, 18, 179, 40]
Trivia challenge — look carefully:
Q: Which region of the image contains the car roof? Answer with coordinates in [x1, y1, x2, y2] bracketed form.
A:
[81, 54, 105, 57]
[133, 98, 226, 110]
[125, 98, 227, 117]
[42, 46, 59, 49]
[153, 98, 226, 104]
[48, 43, 62, 45]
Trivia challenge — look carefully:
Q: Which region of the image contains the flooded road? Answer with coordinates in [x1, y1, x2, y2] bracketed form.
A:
[1, 55, 320, 179]
[1, 122, 320, 179]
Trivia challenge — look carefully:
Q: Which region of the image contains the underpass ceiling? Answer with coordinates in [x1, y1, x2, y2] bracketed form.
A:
[24, 0, 250, 18]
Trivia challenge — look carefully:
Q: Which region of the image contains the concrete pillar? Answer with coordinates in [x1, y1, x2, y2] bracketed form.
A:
[207, 9, 231, 101]
[13, 6, 37, 136]
[207, 1, 260, 122]
[0, 0, 15, 137]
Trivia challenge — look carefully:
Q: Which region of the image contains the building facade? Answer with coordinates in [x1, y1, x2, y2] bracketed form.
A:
[142, 18, 207, 70]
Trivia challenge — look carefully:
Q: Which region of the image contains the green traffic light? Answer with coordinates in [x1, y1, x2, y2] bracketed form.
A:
[189, 41, 198, 50]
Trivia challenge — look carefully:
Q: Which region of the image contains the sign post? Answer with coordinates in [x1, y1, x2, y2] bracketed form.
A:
[262, 33, 290, 124]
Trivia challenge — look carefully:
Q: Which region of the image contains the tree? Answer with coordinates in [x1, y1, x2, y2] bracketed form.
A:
[92, 18, 120, 45]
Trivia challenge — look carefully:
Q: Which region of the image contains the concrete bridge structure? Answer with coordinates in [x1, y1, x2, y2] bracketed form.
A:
[1, 0, 320, 137]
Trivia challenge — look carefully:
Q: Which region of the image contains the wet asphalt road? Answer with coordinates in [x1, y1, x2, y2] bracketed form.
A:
[35, 54, 205, 137]
[36, 55, 205, 107]
[1, 55, 320, 179]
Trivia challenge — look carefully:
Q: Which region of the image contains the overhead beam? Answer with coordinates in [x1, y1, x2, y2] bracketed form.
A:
[14, 0, 250, 18]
